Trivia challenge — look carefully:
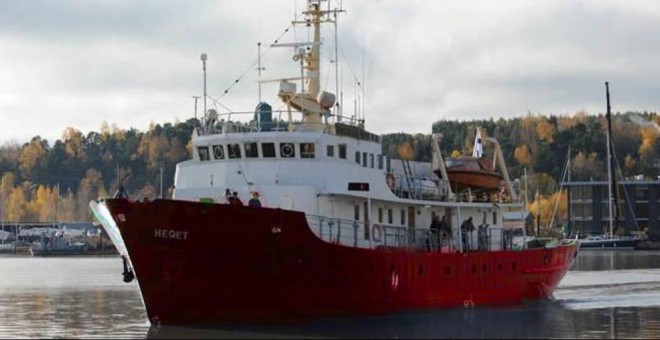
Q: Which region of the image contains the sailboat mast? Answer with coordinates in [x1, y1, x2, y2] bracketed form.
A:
[605, 81, 618, 237]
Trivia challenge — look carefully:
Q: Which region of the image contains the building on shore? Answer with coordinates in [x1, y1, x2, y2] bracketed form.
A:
[564, 178, 660, 239]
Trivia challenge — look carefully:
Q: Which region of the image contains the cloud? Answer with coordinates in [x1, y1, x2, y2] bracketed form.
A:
[1, 0, 660, 144]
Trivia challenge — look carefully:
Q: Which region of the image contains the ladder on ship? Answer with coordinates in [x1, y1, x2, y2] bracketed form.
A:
[401, 159, 417, 199]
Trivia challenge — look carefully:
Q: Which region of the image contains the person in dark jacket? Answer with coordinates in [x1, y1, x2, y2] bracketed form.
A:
[229, 191, 243, 206]
[248, 192, 262, 207]
[461, 217, 475, 251]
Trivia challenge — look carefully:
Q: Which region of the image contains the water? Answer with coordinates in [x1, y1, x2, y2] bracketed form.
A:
[2, 251, 660, 339]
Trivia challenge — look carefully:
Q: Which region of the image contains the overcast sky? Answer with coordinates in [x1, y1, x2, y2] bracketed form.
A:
[1, 0, 659, 145]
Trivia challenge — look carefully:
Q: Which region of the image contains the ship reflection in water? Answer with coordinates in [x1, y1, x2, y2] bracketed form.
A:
[146, 300, 660, 339]
[2, 252, 660, 338]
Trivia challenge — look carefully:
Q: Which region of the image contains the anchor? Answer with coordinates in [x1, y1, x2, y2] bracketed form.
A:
[121, 255, 135, 283]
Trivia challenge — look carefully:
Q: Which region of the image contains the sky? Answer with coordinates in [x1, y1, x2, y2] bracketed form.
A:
[1, 0, 660, 145]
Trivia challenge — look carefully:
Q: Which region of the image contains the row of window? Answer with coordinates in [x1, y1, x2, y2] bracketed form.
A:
[355, 207, 498, 225]
[197, 141, 388, 170]
[197, 142, 316, 161]
[355, 151, 385, 170]
[355, 206, 406, 225]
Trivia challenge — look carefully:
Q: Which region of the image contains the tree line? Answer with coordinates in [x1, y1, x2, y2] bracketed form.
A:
[0, 111, 658, 228]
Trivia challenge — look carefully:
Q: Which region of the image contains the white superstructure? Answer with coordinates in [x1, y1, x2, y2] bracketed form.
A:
[172, 0, 524, 251]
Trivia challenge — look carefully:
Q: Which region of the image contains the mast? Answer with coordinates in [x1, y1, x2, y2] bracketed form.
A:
[306, 2, 321, 99]
[201, 53, 207, 116]
[605, 81, 619, 237]
[276, 1, 343, 131]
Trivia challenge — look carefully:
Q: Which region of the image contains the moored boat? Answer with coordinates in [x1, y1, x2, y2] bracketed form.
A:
[575, 82, 647, 251]
[90, 0, 580, 326]
[29, 231, 90, 256]
[578, 234, 646, 250]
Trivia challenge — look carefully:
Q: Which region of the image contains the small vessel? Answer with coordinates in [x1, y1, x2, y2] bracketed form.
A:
[579, 234, 646, 249]
[90, 1, 579, 326]
[29, 231, 90, 256]
[577, 82, 647, 250]
[0, 242, 15, 254]
[440, 129, 505, 195]
[444, 157, 503, 192]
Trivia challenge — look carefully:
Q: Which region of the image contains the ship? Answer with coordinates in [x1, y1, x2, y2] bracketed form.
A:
[90, 0, 580, 326]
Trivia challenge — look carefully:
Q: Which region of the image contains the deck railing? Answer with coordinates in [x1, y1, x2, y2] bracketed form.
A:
[306, 214, 522, 253]
[195, 110, 367, 136]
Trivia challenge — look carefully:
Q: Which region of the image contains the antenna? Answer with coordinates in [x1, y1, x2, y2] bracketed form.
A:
[256, 42, 265, 102]
[361, 34, 366, 125]
[200, 53, 208, 117]
[333, 3, 340, 120]
[192, 96, 200, 121]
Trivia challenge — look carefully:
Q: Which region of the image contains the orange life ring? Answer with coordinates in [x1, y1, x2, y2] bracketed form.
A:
[386, 173, 396, 190]
[373, 224, 383, 242]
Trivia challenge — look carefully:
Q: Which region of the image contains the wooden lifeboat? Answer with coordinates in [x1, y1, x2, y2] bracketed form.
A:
[439, 156, 503, 193]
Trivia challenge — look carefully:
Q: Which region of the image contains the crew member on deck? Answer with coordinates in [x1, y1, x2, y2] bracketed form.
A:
[248, 192, 262, 207]
[428, 215, 442, 251]
[461, 217, 475, 251]
[439, 215, 451, 245]
[224, 188, 232, 203]
[229, 191, 243, 206]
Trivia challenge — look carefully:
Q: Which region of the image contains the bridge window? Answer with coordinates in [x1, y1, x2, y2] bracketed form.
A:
[388, 209, 393, 224]
[244, 142, 258, 158]
[262, 143, 276, 158]
[378, 155, 384, 169]
[378, 208, 383, 223]
[326, 145, 334, 157]
[338, 144, 347, 159]
[228, 144, 241, 159]
[355, 151, 360, 164]
[369, 154, 374, 168]
[400, 209, 406, 225]
[300, 143, 315, 158]
[362, 152, 367, 167]
[212, 145, 224, 160]
[198, 147, 210, 161]
[280, 143, 295, 158]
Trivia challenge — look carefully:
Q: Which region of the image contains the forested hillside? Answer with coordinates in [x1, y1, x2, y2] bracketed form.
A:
[0, 111, 658, 225]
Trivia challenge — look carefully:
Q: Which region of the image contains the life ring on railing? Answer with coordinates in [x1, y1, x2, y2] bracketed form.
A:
[373, 224, 383, 243]
[385, 173, 396, 190]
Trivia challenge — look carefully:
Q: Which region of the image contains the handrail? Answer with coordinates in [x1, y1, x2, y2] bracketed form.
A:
[305, 214, 534, 252]
[195, 110, 367, 136]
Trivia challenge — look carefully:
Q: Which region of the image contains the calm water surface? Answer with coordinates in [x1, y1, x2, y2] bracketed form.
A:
[2, 251, 660, 339]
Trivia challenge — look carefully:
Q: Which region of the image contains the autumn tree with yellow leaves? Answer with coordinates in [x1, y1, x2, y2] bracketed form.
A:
[0, 111, 658, 223]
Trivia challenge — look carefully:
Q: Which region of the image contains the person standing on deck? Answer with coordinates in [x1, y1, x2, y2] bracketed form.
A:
[461, 217, 475, 251]
[439, 215, 451, 246]
[229, 191, 243, 206]
[248, 192, 262, 207]
[224, 188, 232, 204]
[428, 215, 442, 250]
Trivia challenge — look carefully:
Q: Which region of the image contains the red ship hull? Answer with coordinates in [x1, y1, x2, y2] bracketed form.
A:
[98, 198, 579, 326]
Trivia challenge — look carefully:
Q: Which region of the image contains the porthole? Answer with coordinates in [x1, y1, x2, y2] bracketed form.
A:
[212, 145, 224, 159]
[280, 143, 295, 158]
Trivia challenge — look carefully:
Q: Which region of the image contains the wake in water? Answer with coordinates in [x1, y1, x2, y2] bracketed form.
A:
[555, 269, 660, 310]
